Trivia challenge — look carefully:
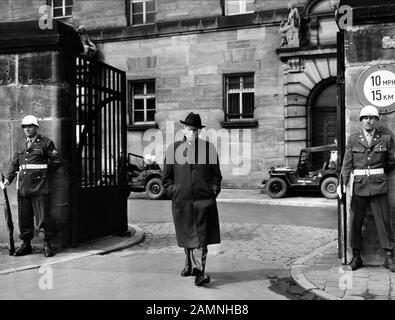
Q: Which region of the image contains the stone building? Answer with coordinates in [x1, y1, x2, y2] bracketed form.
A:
[1, 0, 341, 188]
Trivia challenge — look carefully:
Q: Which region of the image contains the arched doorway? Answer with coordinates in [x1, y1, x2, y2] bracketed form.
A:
[308, 78, 337, 147]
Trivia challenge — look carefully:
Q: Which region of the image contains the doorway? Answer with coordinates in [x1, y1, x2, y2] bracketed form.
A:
[309, 78, 337, 147]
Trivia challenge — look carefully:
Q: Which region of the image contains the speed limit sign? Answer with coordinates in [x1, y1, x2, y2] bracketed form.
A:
[357, 64, 395, 112]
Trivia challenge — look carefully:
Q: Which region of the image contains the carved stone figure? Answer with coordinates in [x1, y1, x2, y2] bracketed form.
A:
[279, 2, 300, 47]
[77, 26, 97, 58]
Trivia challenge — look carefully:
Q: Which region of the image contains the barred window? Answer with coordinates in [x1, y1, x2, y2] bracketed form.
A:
[52, 0, 73, 18]
[129, 80, 156, 124]
[130, 0, 156, 25]
[225, 0, 254, 15]
[225, 74, 254, 121]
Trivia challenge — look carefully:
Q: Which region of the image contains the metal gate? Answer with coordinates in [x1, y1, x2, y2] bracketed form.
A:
[71, 54, 127, 246]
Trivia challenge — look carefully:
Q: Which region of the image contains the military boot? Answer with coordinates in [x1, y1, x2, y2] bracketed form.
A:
[349, 250, 363, 271]
[14, 240, 32, 257]
[43, 240, 55, 258]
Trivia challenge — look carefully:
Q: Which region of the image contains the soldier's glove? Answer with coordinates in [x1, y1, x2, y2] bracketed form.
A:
[0, 179, 9, 190]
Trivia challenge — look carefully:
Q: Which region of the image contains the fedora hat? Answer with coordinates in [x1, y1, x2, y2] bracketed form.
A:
[180, 112, 205, 128]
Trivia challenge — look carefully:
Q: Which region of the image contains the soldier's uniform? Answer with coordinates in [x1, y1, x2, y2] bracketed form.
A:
[6, 134, 62, 242]
[341, 128, 395, 253]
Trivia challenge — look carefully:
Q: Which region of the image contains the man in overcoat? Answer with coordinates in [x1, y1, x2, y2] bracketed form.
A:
[162, 112, 222, 286]
[340, 105, 395, 271]
[0, 115, 62, 257]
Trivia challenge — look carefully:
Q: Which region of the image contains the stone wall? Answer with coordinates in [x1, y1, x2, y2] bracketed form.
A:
[0, 0, 45, 22]
[101, 25, 285, 188]
[0, 50, 71, 245]
[1, 0, 309, 28]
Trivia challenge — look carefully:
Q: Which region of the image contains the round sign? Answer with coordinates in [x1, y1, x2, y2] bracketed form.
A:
[357, 64, 395, 113]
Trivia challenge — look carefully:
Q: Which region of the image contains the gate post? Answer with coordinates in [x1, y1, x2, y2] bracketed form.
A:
[338, 0, 395, 264]
[0, 20, 82, 246]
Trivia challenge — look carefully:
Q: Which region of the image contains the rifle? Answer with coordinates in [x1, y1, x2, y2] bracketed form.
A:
[340, 174, 347, 265]
[1, 173, 15, 255]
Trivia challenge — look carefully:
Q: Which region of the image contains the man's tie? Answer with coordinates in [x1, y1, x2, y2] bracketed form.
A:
[27, 139, 33, 149]
[366, 133, 372, 146]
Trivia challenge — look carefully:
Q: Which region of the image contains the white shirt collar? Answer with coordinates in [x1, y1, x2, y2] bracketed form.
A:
[26, 135, 38, 143]
[363, 129, 375, 138]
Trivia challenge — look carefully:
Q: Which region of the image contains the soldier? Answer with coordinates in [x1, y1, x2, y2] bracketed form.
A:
[162, 112, 222, 286]
[0, 115, 62, 257]
[339, 105, 395, 271]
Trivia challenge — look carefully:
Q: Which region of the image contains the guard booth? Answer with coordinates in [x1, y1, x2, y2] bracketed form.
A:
[0, 20, 128, 247]
[337, 0, 395, 264]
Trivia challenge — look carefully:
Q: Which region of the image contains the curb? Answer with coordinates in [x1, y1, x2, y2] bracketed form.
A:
[216, 198, 337, 208]
[290, 240, 341, 300]
[0, 224, 145, 276]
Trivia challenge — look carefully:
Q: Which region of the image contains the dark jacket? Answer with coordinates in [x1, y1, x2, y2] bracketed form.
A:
[7, 134, 62, 197]
[162, 138, 222, 248]
[341, 129, 395, 196]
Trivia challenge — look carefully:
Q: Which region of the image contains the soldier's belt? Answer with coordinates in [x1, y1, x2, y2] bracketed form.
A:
[353, 168, 384, 176]
[19, 164, 48, 170]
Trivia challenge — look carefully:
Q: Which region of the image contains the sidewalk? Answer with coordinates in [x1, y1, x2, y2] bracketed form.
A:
[217, 188, 337, 207]
[291, 241, 395, 300]
[0, 225, 145, 276]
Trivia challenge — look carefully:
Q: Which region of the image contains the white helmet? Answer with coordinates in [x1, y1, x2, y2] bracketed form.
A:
[359, 105, 379, 121]
[21, 115, 39, 127]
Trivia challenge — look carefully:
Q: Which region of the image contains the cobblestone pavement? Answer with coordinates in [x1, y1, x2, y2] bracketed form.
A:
[117, 222, 337, 268]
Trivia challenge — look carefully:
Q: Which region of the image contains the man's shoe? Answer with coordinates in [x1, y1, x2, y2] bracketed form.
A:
[14, 241, 32, 257]
[349, 256, 363, 271]
[383, 256, 395, 272]
[195, 273, 210, 286]
[43, 241, 55, 258]
[181, 267, 192, 277]
[181, 268, 200, 277]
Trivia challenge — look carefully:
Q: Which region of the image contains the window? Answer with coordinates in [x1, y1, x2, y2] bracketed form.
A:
[51, 0, 73, 18]
[130, 0, 156, 25]
[225, 74, 254, 121]
[225, 0, 254, 16]
[129, 80, 156, 124]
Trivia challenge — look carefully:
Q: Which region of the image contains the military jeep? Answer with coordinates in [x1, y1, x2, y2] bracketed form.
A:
[127, 153, 164, 200]
[263, 144, 338, 199]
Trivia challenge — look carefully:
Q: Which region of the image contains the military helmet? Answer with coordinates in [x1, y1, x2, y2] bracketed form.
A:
[21, 115, 39, 127]
[359, 105, 379, 121]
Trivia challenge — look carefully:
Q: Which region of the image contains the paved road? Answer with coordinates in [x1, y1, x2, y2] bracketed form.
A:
[0, 199, 337, 300]
[129, 200, 337, 229]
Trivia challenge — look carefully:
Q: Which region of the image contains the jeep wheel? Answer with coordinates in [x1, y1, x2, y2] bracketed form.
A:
[266, 178, 288, 198]
[320, 177, 338, 199]
[146, 177, 164, 200]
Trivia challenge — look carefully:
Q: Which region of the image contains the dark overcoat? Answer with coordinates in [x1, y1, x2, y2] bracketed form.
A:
[341, 129, 395, 196]
[162, 138, 222, 248]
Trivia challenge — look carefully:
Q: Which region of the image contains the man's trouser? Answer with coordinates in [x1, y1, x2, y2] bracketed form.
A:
[351, 194, 394, 251]
[184, 247, 208, 274]
[18, 195, 53, 242]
